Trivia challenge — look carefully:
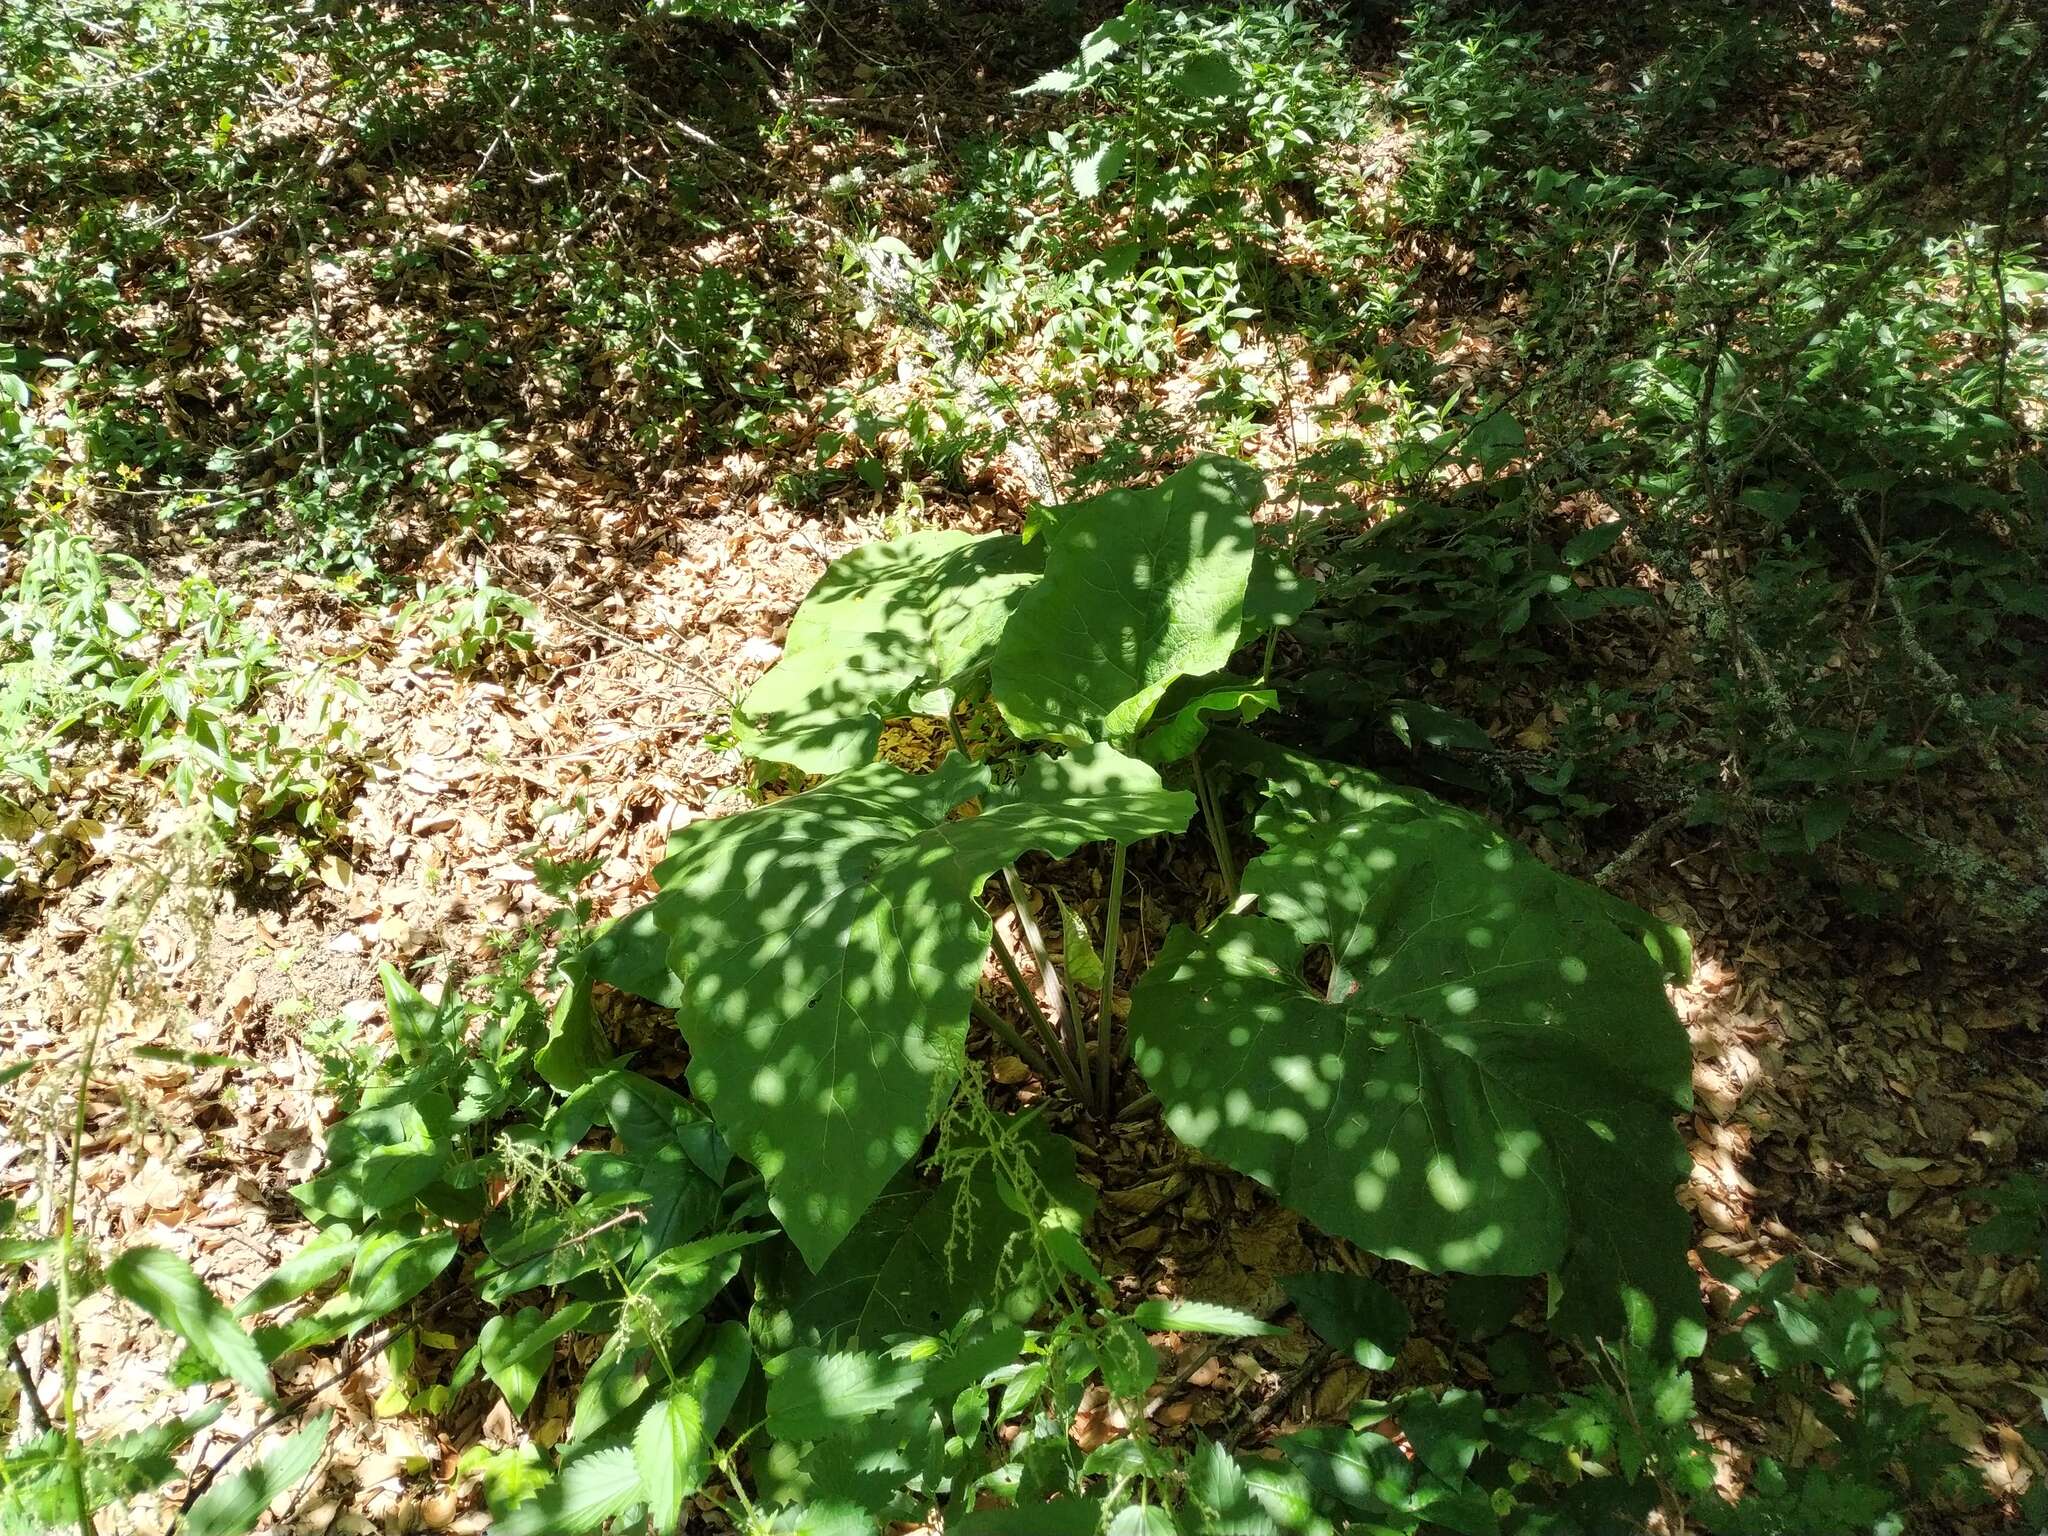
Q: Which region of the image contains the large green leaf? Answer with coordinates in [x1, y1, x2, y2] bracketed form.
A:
[735, 529, 1042, 773]
[992, 456, 1263, 747]
[1128, 760, 1701, 1350]
[646, 745, 1191, 1270]
[752, 1117, 1093, 1351]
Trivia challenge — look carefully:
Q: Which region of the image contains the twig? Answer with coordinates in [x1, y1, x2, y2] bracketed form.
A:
[492, 575, 731, 703]
[8, 1337, 50, 1432]
[1228, 1343, 1331, 1448]
[1596, 806, 1694, 888]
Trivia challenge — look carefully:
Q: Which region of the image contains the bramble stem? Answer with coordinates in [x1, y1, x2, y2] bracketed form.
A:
[1094, 842, 1127, 1114]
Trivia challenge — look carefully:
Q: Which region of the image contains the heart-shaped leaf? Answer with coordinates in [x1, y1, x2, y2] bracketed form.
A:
[735, 530, 1041, 773]
[992, 456, 1263, 748]
[1129, 758, 1701, 1350]
[645, 745, 1191, 1269]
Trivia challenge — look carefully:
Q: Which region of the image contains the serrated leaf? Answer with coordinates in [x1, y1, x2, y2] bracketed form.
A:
[645, 746, 1190, 1269]
[766, 1348, 929, 1441]
[993, 457, 1264, 748]
[734, 530, 1041, 773]
[108, 1247, 273, 1403]
[1095, 1316, 1159, 1398]
[1069, 139, 1129, 199]
[1129, 1299, 1284, 1337]
[186, 1412, 332, 1536]
[634, 1387, 702, 1531]
[1109, 1505, 1178, 1536]
[494, 1444, 643, 1536]
[1129, 757, 1702, 1352]
[1283, 1272, 1410, 1370]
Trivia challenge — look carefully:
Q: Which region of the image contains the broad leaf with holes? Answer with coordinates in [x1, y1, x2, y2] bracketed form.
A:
[992, 456, 1263, 747]
[1128, 758, 1701, 1351]
[642, 745, 1191, 1269]
[735, 530, 1042, 773]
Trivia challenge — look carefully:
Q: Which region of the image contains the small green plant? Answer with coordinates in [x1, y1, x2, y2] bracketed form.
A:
[400, 581, 538, 674]
[0, 519, 363, 879]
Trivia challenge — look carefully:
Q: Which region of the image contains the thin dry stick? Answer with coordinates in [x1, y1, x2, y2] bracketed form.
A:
[8, 1336, 50, 1432]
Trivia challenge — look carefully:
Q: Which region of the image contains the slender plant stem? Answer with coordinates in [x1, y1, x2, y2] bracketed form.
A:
[1190, 751, 1238, 897]
[969, 996, 1056, 1086]
[1093, 842, 1127, 1114]
[945, 708, 972, 758]
[990, 931, 1090, 1104]
[1001, 867, 1079, 1058]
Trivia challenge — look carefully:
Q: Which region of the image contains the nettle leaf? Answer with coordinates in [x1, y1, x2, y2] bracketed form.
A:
[632, 1320, 752, 1528]
[735, 530, 1041, 773]
[1128, 1299, 1285, 1338]
[1129, 759, 1703, 1352]
[766, 1347, 930, 1441]
[992, 456, 1264, 747]
[753, 1117, 1093, 1350]
[644, 746, 1190, 1269]
[494, 1444, 642, 1536]
[1069, 138, 1130, 199]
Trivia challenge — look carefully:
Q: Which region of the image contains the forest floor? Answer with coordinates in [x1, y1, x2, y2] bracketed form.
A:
[3, 3, 2044, 1532]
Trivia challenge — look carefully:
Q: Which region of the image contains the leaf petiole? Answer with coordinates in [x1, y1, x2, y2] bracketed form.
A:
[1094, 841, 1128, 1114]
